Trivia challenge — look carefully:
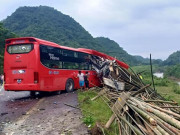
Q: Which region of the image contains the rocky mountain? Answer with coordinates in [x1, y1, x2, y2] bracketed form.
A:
[2, 6, 142, 66]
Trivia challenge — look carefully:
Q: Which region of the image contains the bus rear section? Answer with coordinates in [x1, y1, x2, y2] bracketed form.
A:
[4, 38, 39, 91]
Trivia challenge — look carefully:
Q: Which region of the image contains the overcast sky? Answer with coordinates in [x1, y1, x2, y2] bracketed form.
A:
[0, 0, 180, 60]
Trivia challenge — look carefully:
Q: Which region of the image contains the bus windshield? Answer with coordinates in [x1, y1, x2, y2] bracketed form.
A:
[7, 44, 33, 54]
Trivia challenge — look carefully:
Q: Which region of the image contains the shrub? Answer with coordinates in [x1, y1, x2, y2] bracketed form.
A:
[172, 84, 180, 94]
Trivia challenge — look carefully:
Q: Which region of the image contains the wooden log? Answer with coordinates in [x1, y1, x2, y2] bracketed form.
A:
[131, 84, 151, 96]
[105, 114, 116, 129]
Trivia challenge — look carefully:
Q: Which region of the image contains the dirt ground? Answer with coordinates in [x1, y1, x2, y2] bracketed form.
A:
[0, 87, 89, 135]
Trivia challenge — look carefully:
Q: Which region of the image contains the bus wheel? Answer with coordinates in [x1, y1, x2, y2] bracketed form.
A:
[65, 79, 74, 93]
[30, 91, 36, 97]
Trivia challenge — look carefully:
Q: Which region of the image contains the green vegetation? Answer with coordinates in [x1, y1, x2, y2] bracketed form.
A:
[163, 51, 180, 66]
[0, 23, 17, 73]
[78, 90, 118, 135]
[156, 85, 180, 104]
[162, 51, 180, 79]
[132, 65, 180, 104]
[164, 64, 180, 78]
[95, 37, 139, 65]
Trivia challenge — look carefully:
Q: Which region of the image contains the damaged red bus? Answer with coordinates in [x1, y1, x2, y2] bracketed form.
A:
[4, 37, 128, 95]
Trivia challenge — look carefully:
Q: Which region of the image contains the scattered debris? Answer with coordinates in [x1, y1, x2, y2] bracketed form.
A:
[90, 58, 180, 135]
[1, 112, 8, 116]
[91, 122, 105, 135]
[53, 102, 57, 105]
[39, 108, 45, 111]
[64, 103, 94, 115]
[21, 112, 27, 115]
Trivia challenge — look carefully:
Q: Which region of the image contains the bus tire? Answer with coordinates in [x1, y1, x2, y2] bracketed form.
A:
[65, 79, 74, 93]
[30, 91, 36, 97]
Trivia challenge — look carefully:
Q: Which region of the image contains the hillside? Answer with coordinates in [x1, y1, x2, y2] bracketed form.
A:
[2, 6, 143, 66]
[3, 6, 104, 51]
[95, 37, 139, 65]
[163, 50, 180, 66]
[0, 23, 17, 73]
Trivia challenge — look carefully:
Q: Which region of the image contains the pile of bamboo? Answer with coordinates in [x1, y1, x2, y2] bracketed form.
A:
[90, 59, 180, 135]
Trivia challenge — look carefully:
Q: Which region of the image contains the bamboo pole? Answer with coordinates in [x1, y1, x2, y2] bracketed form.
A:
[144, 122, 155, 135]
[91, 89, 106, 101]
[118, 115, 144, 135]
[131, 97, 180, 130]
[160, 106, 180, 108]
[151, 113, 177, 135]
[148, 103, 180, 119]
[157, 125, 169, 135]
[144, 100, 178, 105]
[134, 115, 149, 134]
[130, 104, 157, 126]
[118, 121, 122, 135]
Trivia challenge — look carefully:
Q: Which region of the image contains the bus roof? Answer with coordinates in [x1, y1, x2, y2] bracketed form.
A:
[6, 37, 129, 69]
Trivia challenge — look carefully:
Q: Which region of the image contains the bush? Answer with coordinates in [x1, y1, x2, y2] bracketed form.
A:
[83, 115, 94, 125]
[172, 84, 180, 94]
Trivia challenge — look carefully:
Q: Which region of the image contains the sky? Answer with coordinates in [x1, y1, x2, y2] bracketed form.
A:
[0, 0, 180, 60]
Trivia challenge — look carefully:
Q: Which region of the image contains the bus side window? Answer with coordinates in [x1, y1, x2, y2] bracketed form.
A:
[62, 50, 74, 57]
[63, 62, 78, 69]
[79, 62, 90, 70]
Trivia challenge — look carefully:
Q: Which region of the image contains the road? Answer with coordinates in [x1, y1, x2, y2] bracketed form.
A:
[0, 86, 89, 135]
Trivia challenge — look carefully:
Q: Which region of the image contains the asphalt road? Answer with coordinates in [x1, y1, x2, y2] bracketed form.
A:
[0, 86, 89, 135]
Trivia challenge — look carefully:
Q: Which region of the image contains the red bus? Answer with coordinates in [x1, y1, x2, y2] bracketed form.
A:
[4, 37, 128, 95]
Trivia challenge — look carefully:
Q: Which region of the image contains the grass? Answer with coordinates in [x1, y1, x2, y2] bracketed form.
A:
[156, 85, 180, 105]
[77, 89, 119, 135]
[132, 65, 180, 104]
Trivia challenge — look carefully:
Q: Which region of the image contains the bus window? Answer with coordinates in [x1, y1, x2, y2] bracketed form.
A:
[78, 52, 89, 59]
[62, 50, 74, 57]
[7, 44, 33, 54]
[79, 62, 90, 70]
[40, 45, 62, 69]
[63, 62, 79, 69]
